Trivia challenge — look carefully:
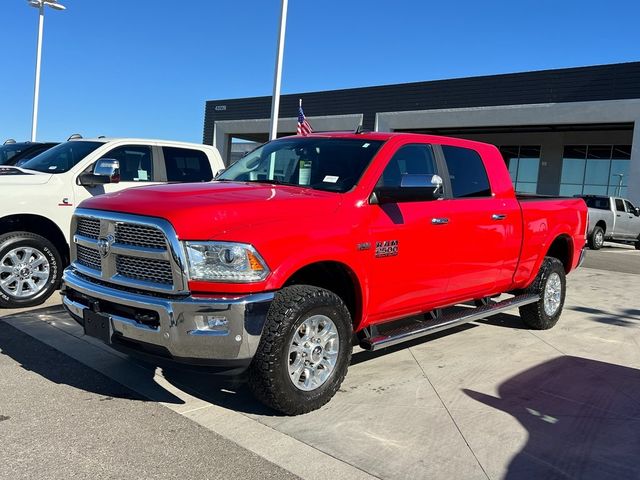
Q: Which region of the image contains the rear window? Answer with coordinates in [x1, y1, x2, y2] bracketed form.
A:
[441, 145, 491, 198]
[582, 197, 610, 210]
[163, 147, 213, 182]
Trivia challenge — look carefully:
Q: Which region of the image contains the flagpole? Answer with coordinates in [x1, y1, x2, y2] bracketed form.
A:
[269, 0, 288, 141]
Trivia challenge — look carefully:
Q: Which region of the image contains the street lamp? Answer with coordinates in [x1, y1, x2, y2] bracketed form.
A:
[27, 0, 66, 142]
[613, 173, 624, 196]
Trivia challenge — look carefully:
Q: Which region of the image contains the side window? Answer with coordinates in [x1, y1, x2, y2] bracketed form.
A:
[163, 147, 213, 182]
[625, 200, 638, 216]
[103, 145, 154, 182]
[615, 199, 625, 212]
[378, 144, 436, 188]
[441, 145, 491, 198]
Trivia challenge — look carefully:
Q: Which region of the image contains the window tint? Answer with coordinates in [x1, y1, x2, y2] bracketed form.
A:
[582, 197, 610, 210]
[104, 145, 154, 182]
[163, 147, 213, 182]
[441, 145, 491, 198]
[615, 199, 625, 212]
[378, 144, 436, 187]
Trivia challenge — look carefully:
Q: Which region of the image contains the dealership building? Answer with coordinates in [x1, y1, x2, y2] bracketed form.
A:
[204, 61, 640, 203]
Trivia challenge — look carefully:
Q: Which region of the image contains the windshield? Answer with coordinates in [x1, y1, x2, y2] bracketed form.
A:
[0, 144, 28, 165]
[218, 137, 384, 193]
[20, 141, 104, 174]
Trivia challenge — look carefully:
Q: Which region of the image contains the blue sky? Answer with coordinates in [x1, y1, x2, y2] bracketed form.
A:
[1, 0, 639, 144]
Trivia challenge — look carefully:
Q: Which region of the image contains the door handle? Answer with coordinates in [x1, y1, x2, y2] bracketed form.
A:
[492, 214, 507, 221]
[431, 217, 449, 225]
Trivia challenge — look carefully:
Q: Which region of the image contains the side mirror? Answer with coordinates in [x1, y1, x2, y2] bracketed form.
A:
[372, 174, 443, 204]
[635, 207, 640, 217]
[78, 158, 120, 186]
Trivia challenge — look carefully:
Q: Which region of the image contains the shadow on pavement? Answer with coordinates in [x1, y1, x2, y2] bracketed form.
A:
[0, 319, 153, 402]
[464, 356, 640, 480]
[569, 306, 640, 327]
[0, 305, 278, 415]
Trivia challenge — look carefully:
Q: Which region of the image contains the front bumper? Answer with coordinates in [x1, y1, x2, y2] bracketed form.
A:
[61, 268, 274, 367]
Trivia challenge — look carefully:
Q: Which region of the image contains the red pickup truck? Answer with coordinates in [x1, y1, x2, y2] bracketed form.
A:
[61, 132, 587, 414]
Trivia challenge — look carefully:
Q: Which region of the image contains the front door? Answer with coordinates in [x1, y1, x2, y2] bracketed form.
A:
[619, 199, 640, 239]
[74, 144, 162, 205]
[366, 143, 451, 321]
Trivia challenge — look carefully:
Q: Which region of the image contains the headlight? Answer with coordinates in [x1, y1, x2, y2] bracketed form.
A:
[183, 241, 270, 282]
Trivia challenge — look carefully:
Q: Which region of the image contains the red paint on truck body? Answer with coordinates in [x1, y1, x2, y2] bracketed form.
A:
[80, 132, 587, 331]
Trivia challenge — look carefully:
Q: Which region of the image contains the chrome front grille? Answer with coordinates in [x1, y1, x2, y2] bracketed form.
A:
[76, 245, 101, 271]
[71, 210, 186, 294]
[115, 223, 166, 249]
[76, 217, 100, 239]
[116, 255, 173, 285]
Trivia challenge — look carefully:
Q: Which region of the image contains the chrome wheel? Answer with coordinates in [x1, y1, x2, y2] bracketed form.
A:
[595, 230, 604, 248]
[0, 247, 50, 299]
[543, 272, 562, 316]
[287, 314, 339, 391]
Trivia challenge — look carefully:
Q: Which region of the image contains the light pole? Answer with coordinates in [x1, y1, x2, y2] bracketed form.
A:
[268, 0, 288, 141]
[27, 0, 66, 142]
[614, 173, 624, 196]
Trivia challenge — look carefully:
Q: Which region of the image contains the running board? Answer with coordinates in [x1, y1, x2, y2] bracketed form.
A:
[360, 294, 540, 351]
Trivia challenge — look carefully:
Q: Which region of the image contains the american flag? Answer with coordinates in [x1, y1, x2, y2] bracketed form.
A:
[297, 100, 313, 136]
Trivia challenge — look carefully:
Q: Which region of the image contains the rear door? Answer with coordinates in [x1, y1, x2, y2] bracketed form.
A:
[160, 146, 214, 183]
[437, 145, 521, 300]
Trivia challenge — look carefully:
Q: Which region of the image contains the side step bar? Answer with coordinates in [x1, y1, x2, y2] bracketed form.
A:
[360, 294, 540, 351]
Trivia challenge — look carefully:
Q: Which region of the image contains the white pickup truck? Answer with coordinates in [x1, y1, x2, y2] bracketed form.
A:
[579, 195, 640, 250]
[0, 137, 224, 308]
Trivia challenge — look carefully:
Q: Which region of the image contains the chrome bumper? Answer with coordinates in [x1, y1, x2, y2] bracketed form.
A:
[61, 267, 274, 366]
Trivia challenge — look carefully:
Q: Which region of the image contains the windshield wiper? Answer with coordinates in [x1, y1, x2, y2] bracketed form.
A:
[246, 178, 298, 187]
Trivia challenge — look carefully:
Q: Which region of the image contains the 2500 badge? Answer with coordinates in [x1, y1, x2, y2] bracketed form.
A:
[375, 240, 398, 257]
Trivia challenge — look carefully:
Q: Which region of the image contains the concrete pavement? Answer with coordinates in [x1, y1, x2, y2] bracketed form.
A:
[1, 260, 639, 480]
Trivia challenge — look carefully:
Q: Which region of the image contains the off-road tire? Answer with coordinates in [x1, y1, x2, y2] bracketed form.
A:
[248, 285, 352, 415]
[588, 226, 605, 250]
[519, 257, 566, 330]
[0, 232, 62, 309]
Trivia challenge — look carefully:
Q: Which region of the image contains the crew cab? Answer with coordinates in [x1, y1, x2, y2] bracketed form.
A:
[0, 137, 223, 308]
[60, 132, 587, 414]
[577, 195, 640, 250]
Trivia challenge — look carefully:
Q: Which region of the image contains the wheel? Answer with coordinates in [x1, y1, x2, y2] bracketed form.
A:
[519, 257, 566, 330]
[248, 285, 352, 415]
[588, 226, 605, 250]
[635, 237, 640, 250]
[0, 232, 62, 309]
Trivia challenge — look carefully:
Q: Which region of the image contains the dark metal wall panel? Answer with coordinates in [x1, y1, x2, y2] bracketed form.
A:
[203, 62, 640, 144]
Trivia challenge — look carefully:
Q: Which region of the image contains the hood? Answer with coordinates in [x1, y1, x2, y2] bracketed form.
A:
[0, 167, 52, 185]
[79, 181, 342, 240]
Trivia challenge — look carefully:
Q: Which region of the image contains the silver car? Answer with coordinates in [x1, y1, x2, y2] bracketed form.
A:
[579, 195, 640, 250]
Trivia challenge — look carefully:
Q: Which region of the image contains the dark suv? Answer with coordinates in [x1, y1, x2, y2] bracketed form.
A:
[0, 141, 58, 167]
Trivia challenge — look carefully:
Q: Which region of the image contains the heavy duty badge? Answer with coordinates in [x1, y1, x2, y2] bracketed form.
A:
[375, 240, 398, 257]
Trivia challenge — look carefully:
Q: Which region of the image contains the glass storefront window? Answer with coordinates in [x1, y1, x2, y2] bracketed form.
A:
[560, 144, 630, 197]
[499, 145, 541, 194]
